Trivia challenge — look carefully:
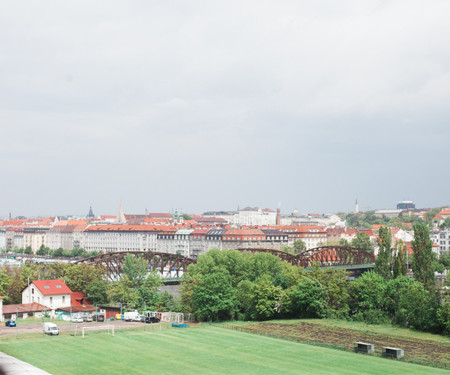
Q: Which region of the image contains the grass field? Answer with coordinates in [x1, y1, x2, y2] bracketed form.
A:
[0, 325, 448, 375]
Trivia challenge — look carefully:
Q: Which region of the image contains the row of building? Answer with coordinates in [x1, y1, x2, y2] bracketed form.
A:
[1, 207, 449, 259]
[1, 224, 327, 258]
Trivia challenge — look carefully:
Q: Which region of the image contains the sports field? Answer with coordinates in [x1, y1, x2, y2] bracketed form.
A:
[0, 325, 448, 375]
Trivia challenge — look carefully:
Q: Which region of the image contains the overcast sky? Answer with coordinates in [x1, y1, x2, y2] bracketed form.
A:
[1, 0, 449, 218]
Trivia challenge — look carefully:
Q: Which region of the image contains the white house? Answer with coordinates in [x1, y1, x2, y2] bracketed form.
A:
[22, 279, 72, 317]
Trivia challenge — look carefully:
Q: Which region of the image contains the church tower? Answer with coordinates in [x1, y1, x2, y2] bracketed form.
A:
[117, 201, 126, 224]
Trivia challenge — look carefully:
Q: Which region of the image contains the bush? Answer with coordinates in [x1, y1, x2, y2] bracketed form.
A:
[352, 309, 390, 325]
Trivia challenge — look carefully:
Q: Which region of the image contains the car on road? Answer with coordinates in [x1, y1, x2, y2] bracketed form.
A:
[5, 320, 16, 327]
[141, 316, 160, 324]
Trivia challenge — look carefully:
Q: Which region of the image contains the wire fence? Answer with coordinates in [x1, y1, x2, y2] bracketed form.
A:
[210, 323, 449, 370]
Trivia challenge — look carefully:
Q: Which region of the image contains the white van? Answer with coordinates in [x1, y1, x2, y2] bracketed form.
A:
[123, 310, 140, 322]
[43, 322, 59, 336]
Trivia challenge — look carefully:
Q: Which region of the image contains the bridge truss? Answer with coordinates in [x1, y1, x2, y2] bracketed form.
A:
[76, 251, 196, 281]
[77, 246, 374, 281]
[239, 246, 375, 268]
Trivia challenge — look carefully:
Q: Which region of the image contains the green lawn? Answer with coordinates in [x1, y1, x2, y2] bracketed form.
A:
[0, 326, 447, 375]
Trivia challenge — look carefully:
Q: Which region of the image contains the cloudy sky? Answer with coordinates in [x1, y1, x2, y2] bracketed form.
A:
[1, 0, 449, 218]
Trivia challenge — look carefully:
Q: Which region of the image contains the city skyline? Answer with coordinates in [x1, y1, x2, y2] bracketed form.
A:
[1, 1, 449, 218]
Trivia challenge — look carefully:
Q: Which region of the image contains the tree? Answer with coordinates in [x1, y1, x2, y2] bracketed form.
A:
[349, 271, 387, 314]
[70, 248, 88, 258]
[374, 226, 392, 279]
[36, 245, 50, 256]
[439, 217, 450, 230]
[351, 232, 374, 253]
[108, 276, 138, 306]
[248, 275, 282, 320]
[192, 268, 236, 321]
[154, 291, 179, 312]
[86, 279, 109, 305]
[136, 270, 164, 307]
[122, 254, 149, 288]
[411, 222, 435, 291]
[291, 278, 328, 318]
[0, 268, 11, 302]
[395, 281, 438, 331]
[308, 266, 350, 317]
[439, 250, 450, 269]
[63, 264, 106, 294]
[392, 240, 407, 278]
[293, 240, 306, 254]
[23, 246, 33, 255]
[53, 248, 65, 257]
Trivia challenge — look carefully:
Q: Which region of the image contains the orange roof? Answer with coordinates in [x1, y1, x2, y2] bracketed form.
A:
[0, 220, 26, 227]
[85, 225, 160, 232]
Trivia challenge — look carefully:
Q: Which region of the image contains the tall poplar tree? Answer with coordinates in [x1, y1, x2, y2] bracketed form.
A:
[392, 240, 407, 278]
[375, 226, 392, 279]
[411, 222, 435, 291]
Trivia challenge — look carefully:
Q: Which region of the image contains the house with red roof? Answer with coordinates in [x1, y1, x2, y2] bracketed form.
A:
[433, 208, 450, 228]
[22, 279, 72, 317]
[2, 303, 50, 321]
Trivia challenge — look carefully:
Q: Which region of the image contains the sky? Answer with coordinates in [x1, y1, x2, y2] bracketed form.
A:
[1, 0, 450, 218]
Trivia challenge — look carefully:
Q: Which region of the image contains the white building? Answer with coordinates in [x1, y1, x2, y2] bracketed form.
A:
[202, 207, 277, 226]
[22, 279, 72, 317]
[82, 225, 159, 253]
[23, 227, 50, 252]
[0, 229, 5, 250]
[430, 230, 450, 258]
[173, 229, 194, 257]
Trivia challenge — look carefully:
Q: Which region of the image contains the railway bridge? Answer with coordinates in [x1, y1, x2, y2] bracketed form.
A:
[76, 246, 375, 281]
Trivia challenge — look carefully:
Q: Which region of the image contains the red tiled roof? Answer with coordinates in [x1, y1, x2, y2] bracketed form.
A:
[85, 225, 160, 232]
[32, 280, 72, 296]
[3, 303, 49, 314]
[71, 292, 90, 306]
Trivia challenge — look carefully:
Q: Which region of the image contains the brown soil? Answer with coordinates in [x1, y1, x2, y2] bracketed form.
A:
[240, 322, 450, 368]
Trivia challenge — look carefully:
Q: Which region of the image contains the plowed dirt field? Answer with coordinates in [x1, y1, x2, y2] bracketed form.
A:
[239, 322, 450, 368]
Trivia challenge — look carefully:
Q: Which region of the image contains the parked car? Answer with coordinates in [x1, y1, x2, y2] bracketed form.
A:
[71, 317, 83, 323]
[83, 315, 93, 322]
[142, 316, 160, 324]
[92, 313, 105, 322]
[5, 320, 16, 327]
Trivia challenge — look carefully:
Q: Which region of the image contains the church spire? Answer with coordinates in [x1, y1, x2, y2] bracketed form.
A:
[87, 206, 95, 218]
[117, 201, 126, 224]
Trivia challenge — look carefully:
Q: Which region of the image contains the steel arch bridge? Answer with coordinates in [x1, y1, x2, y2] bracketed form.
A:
[238, 246, 375, 268]
[76, 246, 374, 281]
[75, 251, 196, 281]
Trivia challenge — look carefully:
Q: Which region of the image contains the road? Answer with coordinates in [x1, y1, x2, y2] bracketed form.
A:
[0, 320, 151, 337]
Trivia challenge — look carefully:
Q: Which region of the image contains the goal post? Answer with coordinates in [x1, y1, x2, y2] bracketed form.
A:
[81, 325, 114, 338]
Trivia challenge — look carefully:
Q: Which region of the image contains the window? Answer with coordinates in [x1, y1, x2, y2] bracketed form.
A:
[50, 297, 53, 305]
[56, 285, 62, 289]
[62, 296, 65, 303]
[44, 286, 50, 289]
[32, 288, 34, 294]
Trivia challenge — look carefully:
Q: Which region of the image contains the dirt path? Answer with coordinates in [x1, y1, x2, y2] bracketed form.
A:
[0, 320, 148, 338]
[240, 322, 450, 368]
